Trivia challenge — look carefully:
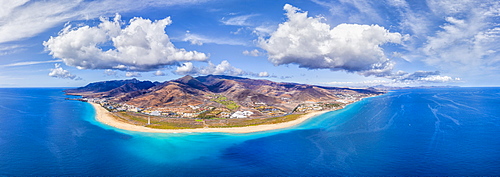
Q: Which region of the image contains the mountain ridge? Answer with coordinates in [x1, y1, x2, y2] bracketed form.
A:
[65, 75, 383, 118]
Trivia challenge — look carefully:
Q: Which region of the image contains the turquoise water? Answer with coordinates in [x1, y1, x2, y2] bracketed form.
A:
[0, 88, 499, 176]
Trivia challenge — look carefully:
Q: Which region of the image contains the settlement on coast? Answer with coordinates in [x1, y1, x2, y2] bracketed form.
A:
[89, 93, 378, 134]
[91, 102, 329, 133]
[72, 75, 383, 133]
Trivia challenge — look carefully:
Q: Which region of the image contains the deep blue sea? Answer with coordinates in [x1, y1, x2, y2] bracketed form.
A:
[0, 87, 499, 176]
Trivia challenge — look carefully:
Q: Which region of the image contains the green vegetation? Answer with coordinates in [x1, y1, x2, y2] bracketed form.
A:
[210, 95, 240, 110]
[110, 111, 306, 130]
[146, 122, 203, 129]
[115, 112, 148, 125]
[196, 108, 217, 119]
[325, 103, 341, 108]
[205, 114, 305, 128]
[112, 112, 204, 129]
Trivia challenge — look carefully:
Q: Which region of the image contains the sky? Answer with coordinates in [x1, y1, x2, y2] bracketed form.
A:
[0, 0, 499, 87]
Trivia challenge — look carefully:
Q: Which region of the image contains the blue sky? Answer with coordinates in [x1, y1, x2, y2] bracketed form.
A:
[0, 0, 498, 87]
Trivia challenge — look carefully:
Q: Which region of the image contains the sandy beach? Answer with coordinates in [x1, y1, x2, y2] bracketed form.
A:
[90, 102, 329, 133]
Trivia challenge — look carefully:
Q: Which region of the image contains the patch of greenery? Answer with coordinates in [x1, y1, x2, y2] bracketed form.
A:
[325, 103, 341, 108]
[210, 95, 240, 110]
[206, 114, 305, 128]
[110, 111, 307, 130]
[115, 112, 148, 125]
[146, 123, 203, 129]
[196, 108, 217, 119]
[112, 112, 203, 129]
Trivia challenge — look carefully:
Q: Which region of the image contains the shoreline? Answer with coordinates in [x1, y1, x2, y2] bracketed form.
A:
[90, 102, 330, 134]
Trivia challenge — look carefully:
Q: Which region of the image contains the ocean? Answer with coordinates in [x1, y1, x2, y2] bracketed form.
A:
[0, 87, 499, 176]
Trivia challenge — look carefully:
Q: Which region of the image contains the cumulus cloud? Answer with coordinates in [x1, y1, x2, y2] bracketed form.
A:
[125, 72, 141, 77]
[309, 1, 498, 84]
[242, 49, 261, 56]
[173, 60, 272, 77]
[48, 63, 80, 80]
[174, 60, 244, 76]
[154, 70, 166, 76]
[199, 60, 244, 76]
[175, 62, 197, 75]
[258, 4, 462, 84]
[43, 14, 208, 71]
[258, 72, 269, 77]
[259, 4, 404, 77]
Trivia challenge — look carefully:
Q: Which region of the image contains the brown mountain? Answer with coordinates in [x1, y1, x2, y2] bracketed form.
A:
[65, 75, 383, 112]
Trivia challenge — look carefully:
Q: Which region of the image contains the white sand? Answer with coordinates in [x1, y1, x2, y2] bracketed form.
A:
[90, 102, 329, 134]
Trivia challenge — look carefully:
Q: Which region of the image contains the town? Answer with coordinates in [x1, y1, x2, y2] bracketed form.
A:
[79, 92, 370, 121]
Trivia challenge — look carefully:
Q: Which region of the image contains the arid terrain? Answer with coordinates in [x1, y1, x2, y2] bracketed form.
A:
[66, 75, 383, 128]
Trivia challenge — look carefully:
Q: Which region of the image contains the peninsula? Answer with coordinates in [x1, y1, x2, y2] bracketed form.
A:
[66, 75, 383, 133]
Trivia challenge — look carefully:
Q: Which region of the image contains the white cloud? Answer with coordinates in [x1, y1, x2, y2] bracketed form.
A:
[103, 69, 117, 76]
[253, 25, 276, 37]
[1, 59, 62, 67]
[174, 60, 244, 76]
[0, 0, 29, 18]
[125, 72, 141, 77]
[242, 49, 261, 56]
[154, 70, 166, 76]
[258, 4, 462, 84]
[183, 31, 246, 46]
[387, 70, 461, 84]
[258, 71, 269, 77]
[221, 14, 258, 26]
[326, 80, 393, 87]
[418, 75, 459, 83]
[43, 14, 208, 71]
[173, 60, 273, 78]
[0, 44, 26, 56]
[426, 0, 472, 16]
[326, 74, 461, 87]
[200, 60, 244, 75]
[311, 0, 383, 24]
[421, 1, 500, 74]
[230, 28, 245, 35]
[259, 4, 404, 77]
[184, 31, 204, 45]
[0, 0, 80, 44]
[0, 0, 212, 44]
[48, 63, 79, 80]
[174, 62, 196, 75]
[311, 0, 499, 80]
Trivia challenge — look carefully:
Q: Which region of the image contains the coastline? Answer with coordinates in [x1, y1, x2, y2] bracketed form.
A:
[90, 102, 329, 133]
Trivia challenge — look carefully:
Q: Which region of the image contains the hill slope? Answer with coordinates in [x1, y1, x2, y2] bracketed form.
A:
[66, 75, 383, 117]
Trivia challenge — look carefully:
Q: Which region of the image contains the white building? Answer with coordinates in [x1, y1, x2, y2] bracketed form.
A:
[230, 111, 254, 118]
[149, 111, 162, 116]
[183, 112, 199, 118]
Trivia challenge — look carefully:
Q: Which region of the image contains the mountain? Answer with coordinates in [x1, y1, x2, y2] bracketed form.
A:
[64, 78, 159, 97]
[66, 75, 383, 114]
